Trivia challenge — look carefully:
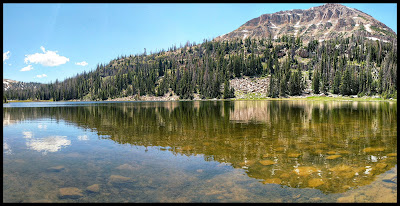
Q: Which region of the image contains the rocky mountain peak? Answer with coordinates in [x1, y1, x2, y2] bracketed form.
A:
[215, 3, 396, 44]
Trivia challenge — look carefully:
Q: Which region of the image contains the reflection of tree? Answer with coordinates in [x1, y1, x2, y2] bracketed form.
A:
[3, 101, 397, 193]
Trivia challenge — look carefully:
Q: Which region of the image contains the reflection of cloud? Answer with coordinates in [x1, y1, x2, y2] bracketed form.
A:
[77, 135, 89, 141]
[38, 124, 47, 130]
[3, 142, 12, 155]
[26, 136, 70, 154]
[370, 155, 378, 162]
[23, 131, 33, 139]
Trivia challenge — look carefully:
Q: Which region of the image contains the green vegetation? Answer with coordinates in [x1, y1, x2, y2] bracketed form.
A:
[6, 99, 55, 103]
[358, 15, 368, 21]
[233, 95, 395, 102]
[302, 96, 395, 102]
[370, 25, 396, 38]
[359, 24, 365, 31]
[4, 34, 397, 101]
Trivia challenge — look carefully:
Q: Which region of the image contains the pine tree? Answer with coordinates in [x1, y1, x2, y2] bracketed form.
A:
[332, 71, 341, 94]
[223, 80, 234, 99]
[340, 68, 352, 95]
[268, 75, 278, 98]
[312, 71, 320, 94]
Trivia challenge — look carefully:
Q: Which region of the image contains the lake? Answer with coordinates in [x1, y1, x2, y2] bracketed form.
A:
[3, 100, 397, 203]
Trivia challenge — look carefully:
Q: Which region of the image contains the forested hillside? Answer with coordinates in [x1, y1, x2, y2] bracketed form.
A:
[4, 34, 397, 101]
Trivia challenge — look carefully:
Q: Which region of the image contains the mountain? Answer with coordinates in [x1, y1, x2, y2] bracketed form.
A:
[3, 4, 397, 101]
[215, 3, 396, 43]
[3, 79, 41, 91]
[3, 79, 19, 91]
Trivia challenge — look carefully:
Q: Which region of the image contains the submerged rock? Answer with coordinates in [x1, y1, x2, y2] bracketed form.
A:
[59, 187, 84, 199]
[329, 166, 356, 179]
[262, 154, 272, 158]
[339, 172, 356, 179]
[14, 159, 25, 163]
[86, 184, 100, 193]
[342, 185, 351, 190]
[293, 166, 318, 176]
[310, 197, 322, 202]
[108, 175, 134, 186]
[262, 178, 282, 184]
[280, 173, 291, 179]
[329, 164, 352, 172]
[30, 199, 53, 203]
[181, 145, 193, 151]
[288, 153, 301, 158]
[376, 163, 388, 169]
[293, 194, 301, 199]
[259, 160, 276, 166]
[329, 165, 356, 179]
[116, 163, 138, 171]
[337, 195, 356, 203]
[47, 165, 65, 172]
[363, 147, 385, 153]
[308, 178, 324, 187]
[338, 150, 351, 155]
[238, 159, 256, 167]
[326, 155, 342, 160]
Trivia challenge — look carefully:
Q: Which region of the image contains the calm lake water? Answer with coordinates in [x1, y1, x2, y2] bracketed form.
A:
[3, 100, 397, 203]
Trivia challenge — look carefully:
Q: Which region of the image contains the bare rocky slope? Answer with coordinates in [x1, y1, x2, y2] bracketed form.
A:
[215, 3, 396, 44]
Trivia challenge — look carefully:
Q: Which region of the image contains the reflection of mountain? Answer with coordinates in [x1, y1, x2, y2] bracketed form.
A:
[3, 101, 397, 193]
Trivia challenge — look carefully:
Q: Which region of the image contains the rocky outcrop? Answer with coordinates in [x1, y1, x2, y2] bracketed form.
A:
[230, 77, 269, 96]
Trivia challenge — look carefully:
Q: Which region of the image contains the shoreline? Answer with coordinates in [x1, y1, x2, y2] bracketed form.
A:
[4, 94, 397, 103]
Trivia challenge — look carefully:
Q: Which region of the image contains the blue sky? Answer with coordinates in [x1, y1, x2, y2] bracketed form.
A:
[3, 3, 397, 84]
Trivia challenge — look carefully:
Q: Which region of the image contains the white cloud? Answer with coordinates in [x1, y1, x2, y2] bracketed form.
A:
[36, 74, 48, 78]
[24, 46, 69, 66]
[20, 65, 34, 71]
[3, 51, 10, 62]
[75, 61, 88, 66]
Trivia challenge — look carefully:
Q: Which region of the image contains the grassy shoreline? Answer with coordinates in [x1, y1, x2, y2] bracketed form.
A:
[5, 99, 54, 103]
[4, 95, 397, 103]
[233, 96, 397, 102]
